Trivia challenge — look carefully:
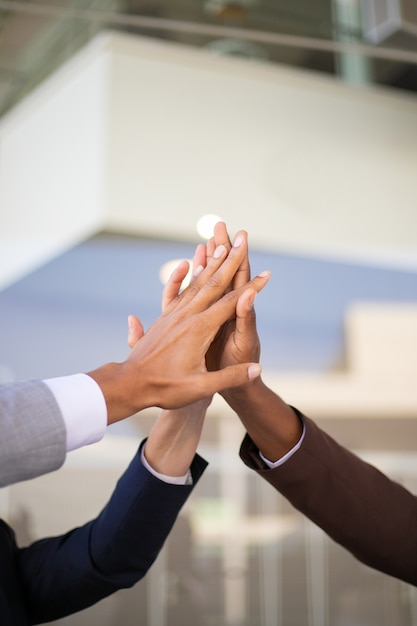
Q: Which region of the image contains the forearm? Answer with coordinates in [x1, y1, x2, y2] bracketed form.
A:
[143, 399, 211, 477]
[241, 414, 417, 585]
[19, 446, 208, 622]
[222, 378, 302, 462]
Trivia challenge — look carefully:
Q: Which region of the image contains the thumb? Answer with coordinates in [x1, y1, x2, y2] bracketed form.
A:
[236, 288, 257, 333]
[200, 362, 262, 396]
[161, 260, 190, 312]
[127, 314, 145, 349]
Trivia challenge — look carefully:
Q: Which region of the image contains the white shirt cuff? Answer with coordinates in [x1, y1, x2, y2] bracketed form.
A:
[44, 374, 107, 452]
[259, 423, 306, 468]
[141, 447, 192, 485]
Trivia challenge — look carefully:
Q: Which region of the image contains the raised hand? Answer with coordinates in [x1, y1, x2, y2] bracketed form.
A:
[206, 222, 261, 375]
[88, 232, 270, 422]
[162, 222, 264, 379]
[160, 223, 300, 463]
[127, 313, 211, 478]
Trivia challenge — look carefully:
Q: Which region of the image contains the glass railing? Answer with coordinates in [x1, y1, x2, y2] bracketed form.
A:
[0, 0, 416, 118]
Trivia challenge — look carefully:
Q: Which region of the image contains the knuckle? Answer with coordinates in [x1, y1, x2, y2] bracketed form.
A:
[205, 273, 223, 290]
[183, 282, 201, 300]
[220, 289, 237, 305]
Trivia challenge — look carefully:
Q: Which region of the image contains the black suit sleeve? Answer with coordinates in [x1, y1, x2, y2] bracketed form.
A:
[15, 440, 207, 624]
[240, 409, 417, 586]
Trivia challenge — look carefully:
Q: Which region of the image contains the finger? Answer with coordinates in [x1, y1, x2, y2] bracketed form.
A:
[155, 362, 262, 410]
[127, 314, 145, 349]
[200, 270, 270, 329]
[206, 236, 216, 262]
[174, 241, 229, 309]
[180, 230, 249, 310]
[235, 288, 258, 341]
[214, 221, 250, 291]
[213, 221, 232, 252]
[161, 260, 190, 311]
[193, 362, 262, 398]
[213, 221, 234, 293]
[232, 237, 251, 291]
[191, 243, 207, 281]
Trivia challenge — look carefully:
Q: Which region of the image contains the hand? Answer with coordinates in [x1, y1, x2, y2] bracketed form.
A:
[159, 224, 301, 463]
[128, 314, 211, 477]
[163, 222, 263, 382]
[88, 233, 270, 422]
[127, 314, 212, 416]
[206, 222, 261, 376]
[203, 225, 302, 460]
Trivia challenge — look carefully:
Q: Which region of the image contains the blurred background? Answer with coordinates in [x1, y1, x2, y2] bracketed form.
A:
[0, 1, 417, 625]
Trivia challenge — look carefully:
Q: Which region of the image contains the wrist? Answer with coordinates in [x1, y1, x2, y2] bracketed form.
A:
[221, 376, 266, 409]
[144, 404, 208, 477]
[87, 362, 144, 424]
[223, 380, 303, 460]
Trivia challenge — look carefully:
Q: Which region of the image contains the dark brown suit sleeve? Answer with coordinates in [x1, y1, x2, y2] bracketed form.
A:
[239, 409, 417, 586]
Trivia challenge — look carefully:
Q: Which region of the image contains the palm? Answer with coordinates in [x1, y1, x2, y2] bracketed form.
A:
[206, 322, 235, 372]
[206, 315, 260, 372]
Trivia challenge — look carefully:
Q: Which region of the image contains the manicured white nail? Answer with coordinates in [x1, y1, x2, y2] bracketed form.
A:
[233, 234, 244, 247]
[193, 264, 204, 277]
[248, 364, 262, 380]
[257, 270, 270, 278]
[213, 244, 226, 259]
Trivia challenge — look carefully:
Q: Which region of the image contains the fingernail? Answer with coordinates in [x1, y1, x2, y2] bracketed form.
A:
[248, 364, 262, 380]
[257, 270, 270, 278]
[233, 234, 244, 247]
[193, 264, 204, 277]
[213, 244, 226, 259]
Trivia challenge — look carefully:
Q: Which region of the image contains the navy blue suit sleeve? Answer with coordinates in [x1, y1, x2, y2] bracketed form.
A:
[16, 441, 207, 624]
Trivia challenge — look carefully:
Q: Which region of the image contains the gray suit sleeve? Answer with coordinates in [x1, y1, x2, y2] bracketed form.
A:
[0, 380, 67, 487]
